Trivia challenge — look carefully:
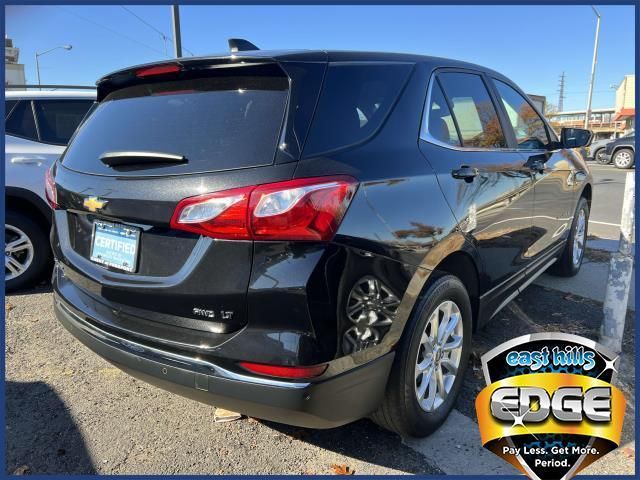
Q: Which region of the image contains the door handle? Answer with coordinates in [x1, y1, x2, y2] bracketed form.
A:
[10, 156, 45, 166]
[451, 165, 479, 182]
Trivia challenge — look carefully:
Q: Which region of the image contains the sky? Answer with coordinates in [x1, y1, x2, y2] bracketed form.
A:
[5, 4, 636, 112]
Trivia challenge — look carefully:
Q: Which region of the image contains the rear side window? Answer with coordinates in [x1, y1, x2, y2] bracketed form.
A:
[303, 63, 413, 156]
[425, 81, 461, 147]
[62, 74, 289, 176]
[438, 72, 506, 149]
[33, 100, 94, 145]
[5, 100, 38, 141]
[493, 80, 550, 150]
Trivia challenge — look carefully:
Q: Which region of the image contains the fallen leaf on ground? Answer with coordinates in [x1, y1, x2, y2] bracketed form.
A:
[6, 303, 15, 312]
[13, 465, 30, 475]
[622, 447, 634, 458]
[330, 464, 355, 475]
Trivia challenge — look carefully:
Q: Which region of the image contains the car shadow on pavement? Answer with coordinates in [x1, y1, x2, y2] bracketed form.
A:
[259, 417, 443, 474]
[6, 381, 96, 474]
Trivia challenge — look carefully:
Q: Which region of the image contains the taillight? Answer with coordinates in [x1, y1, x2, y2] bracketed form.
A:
[45, 168, 58, 209]
[170, 176, 357, 241]
[239, 361, 327, 379]
[135, 64, 181, 78]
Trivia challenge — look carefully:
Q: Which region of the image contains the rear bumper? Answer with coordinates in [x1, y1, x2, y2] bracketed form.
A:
[53, 291, 394, 429]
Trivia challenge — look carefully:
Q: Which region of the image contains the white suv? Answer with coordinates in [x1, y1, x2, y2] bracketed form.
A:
[5, 90, 95, 291]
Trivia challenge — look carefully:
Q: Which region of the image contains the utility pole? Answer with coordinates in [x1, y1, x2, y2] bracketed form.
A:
[171, 5, 182, 58]
[557, 72, 566, 112]
[584, 6, 601, 129]
[600, 172, 635, 353]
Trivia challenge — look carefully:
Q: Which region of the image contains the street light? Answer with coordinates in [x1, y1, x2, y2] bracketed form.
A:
[35, 44, 72, 90]
[584, 6, 601, 129]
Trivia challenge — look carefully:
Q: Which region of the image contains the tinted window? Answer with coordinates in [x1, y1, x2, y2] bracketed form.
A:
[304, 63, 413, 156]
[5, 100, 38, 141]
[438, 72, 506, 149]
[33, 100, 94, 145]
[494, 80, 549, 149]
[62, 75, 288, 176]
[425, 81, 461, 147]
[5, 100, 18, 119]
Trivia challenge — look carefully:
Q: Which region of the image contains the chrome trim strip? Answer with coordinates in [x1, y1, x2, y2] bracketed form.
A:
[56, 298, 310, 389]
[99, 151, 186, 162]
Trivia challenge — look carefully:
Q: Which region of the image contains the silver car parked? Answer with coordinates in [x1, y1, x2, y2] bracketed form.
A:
[5, 90, 95, 291]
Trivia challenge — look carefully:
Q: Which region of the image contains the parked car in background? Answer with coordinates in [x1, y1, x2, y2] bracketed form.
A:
[589, 136, 615, 164]
[5, 90, 95, 291]
[602, 132, 635, 169]
[50, 45, 592, 437]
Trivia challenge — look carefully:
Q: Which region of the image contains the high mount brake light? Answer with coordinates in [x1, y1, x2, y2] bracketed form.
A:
[45, 168, 58, 209]
[135, 64, 181, 78]
[170, 176, 358, 241]
[239, 362, 328, 379]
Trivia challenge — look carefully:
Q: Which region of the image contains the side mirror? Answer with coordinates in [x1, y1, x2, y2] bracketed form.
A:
[560, 127, 593, 149]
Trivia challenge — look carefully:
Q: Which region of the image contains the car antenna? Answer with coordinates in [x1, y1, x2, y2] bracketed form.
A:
[228, 38, 260, 53]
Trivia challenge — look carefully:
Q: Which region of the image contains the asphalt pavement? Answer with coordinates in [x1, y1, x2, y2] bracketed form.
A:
[5, 270, 635, 475]
[587, 161, 632, 240]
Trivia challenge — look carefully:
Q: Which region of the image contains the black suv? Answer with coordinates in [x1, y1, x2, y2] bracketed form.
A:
[603, 133, 635, 169]
[51, 45, 593, 437]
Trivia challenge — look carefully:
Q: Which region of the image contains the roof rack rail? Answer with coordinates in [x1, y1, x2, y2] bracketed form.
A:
[5, 84, 96, 90]
[228, 38, 260, 53]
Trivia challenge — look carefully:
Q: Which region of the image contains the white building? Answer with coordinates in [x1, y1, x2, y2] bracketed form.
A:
[5, 36, 26, 88]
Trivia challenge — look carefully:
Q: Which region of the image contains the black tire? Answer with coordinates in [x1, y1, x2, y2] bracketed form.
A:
[548, 197, 589, 277]
[371, 274, 472, 437]
[4, 209, 52, 292]
[594, 148, 611, 164]
[613, 148, 635, 169]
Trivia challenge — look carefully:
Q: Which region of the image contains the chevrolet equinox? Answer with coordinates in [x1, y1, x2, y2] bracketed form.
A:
[51, 43, 593, 437]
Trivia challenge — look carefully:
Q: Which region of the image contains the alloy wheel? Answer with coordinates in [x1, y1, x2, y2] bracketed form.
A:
[414, 300, 463, 412]
[5, 224, 34, 281]
[572, 208, 586, 267]
[614, 150, 633, 168]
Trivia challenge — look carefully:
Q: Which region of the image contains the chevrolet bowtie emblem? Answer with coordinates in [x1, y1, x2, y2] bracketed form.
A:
[83, 196, 108, 212]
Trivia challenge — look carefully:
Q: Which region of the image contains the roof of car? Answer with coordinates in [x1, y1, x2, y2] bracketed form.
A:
[98, 49, 509, 85]
[5, 90, 96, 100]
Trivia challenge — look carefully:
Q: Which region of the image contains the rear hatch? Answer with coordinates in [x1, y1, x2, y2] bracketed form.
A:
[53, 56, 326, 342]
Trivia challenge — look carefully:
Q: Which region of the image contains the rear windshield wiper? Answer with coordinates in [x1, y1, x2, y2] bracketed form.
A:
[99, 151, 187, 167]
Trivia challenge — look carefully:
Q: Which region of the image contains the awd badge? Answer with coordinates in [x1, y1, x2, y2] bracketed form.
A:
[475, 333, 626, 480]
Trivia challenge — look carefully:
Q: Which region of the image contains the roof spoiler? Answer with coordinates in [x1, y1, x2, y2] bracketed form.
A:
[228, 38, 260, 53]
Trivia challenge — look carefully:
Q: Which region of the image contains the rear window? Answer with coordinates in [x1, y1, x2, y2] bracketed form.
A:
[62, 74, 288, 176]
[303, 63, 413, 156]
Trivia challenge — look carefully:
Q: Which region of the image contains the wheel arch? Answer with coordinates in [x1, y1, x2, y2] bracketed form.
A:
[5, 187, 52, 231]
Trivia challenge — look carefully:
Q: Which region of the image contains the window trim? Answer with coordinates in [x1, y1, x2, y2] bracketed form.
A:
[420, 68, 551, 153]
[421, 68, 514, 151]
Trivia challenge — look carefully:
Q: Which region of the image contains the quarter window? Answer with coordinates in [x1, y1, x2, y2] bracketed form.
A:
[494, 80, 550, 150]
[5, 100, 38, 141]
[437, 72, 506, 149]
[425, 81, 461, 147]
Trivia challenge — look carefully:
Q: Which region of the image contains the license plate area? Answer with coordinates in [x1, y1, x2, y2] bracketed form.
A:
[90, 220, 140, 273]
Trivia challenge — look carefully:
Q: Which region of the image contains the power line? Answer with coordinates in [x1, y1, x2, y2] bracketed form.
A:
[58, 6, 170, 58]
[120, 6, 195, 56]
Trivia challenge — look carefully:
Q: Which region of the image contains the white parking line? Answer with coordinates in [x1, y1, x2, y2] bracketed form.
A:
[590, 220, 622, 227]
[402, 409, 518, 475]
